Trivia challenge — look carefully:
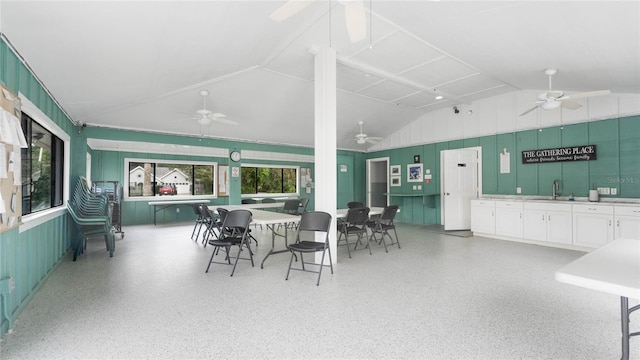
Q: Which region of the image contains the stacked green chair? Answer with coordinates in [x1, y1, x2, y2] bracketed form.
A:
[67, 177, 115, 260]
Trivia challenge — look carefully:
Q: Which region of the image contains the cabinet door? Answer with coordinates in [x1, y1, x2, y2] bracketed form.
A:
[546, 210, 572, 245]
[523, 209, 546, 241]
[573, 213, 613, 248]
[495, 208, 523, 238]
[615, 215, 640, 240]
[471, 205, 495, 234]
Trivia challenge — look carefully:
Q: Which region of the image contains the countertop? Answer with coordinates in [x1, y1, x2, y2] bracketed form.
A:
[478, 195, 640, 206]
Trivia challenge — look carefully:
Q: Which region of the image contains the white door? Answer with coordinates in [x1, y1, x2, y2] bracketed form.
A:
[442, 149, 478, 230]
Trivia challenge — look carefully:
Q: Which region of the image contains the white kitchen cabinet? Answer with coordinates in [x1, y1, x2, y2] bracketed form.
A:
[523, 202, 572, 245]
[614, 205, 640, 240]
[495, 200, 523, 238]
[572, 203, 614, 248]
[471, 200, 495, 235]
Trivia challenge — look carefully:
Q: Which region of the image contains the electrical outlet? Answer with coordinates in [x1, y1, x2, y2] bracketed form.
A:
[176, 208, 180, 213]
[418, 185, 422, 190]
[611, 188, 617, 195]
[516, 187, 522, 194]
[602, 187, 610, 195]
[412, 185, 417, 190]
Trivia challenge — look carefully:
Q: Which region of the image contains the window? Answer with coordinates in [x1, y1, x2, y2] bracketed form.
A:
[241, 165, 298, 195]
[125, 159, 216, 198]
[21, 113, 64, 215]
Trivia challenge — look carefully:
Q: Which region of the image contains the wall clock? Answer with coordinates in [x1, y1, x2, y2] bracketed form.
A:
[230, 150, 241, 162]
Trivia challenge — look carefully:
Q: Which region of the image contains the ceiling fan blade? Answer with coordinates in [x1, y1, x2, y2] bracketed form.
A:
[269, 0, 315, 22]
[212, 117, 238, 126]
[365, 137, 380, 144]
[562, 89, 611, 100]
[560, 100, 582, 110]
[344, 0, 366, 42]
[519, 105, 539, 117]
[211, 112, 226, 118]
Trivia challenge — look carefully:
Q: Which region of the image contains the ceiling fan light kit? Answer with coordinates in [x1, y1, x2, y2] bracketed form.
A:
[354, 120, 382, 145]
[188, 90, 237, 126]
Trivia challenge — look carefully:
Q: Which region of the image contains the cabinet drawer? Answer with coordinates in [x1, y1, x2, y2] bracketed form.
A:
[472, 200, 495, 207]
[572, 203, 613, 215]
[614, 205, 640, 217]
[495, 200, 523, 209]
[524, 202, 571, 212]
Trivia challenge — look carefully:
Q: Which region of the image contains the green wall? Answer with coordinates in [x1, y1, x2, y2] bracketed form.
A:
[85, 126, 364, 225]
[0, 39, 76, 337]
[367, 116, 640, 225]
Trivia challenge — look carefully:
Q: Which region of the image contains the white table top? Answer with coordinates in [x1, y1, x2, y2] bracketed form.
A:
[148, 199, 207, 206]
[555, 238, 640, 299]
[336, 207, 387, 218]
[224, 202, 284, 210]
[210, 207, 299, 226]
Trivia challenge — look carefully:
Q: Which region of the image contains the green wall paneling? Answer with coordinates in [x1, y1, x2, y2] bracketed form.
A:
[434, 142, 449, 193]
[0, 214, 69, 336]
[0, 41, 4, 80]
[350, 152, 366, 204]
[495, 133, 516, 194]
[448, 139, 464, 149]
[422, 143, 438, 195]
[478, 136, 497, 194]
[559, 123, 590, 197]
[2, 45, 20, 91]
[534, 127, 562, 196]
[619, 116, 640, 197]
[463, 137, 480, 148]
[516, 130, 539, 195]
[337, 155, 354, 207]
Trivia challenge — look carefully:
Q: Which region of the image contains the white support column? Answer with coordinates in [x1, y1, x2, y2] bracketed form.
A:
[313, 45, 337, 264]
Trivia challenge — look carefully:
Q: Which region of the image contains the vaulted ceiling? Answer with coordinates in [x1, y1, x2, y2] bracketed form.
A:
[1, 1, 638, 151]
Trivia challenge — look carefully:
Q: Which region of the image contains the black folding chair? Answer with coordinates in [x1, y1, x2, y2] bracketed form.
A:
[205, 209, 254, 276]
[337, 207, 371, 258]
[285, 211, 333, 286]
[366, 205, 400, 253]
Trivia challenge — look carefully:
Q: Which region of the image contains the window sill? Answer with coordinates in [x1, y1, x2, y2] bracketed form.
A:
[20, 206, 67, 233]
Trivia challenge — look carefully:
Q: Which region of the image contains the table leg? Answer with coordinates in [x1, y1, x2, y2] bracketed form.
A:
[621, 296, 629, 360]
[260, 223, 296, 269]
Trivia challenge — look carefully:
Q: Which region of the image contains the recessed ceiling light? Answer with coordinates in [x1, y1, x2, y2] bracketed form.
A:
[435, 95, 443, 100]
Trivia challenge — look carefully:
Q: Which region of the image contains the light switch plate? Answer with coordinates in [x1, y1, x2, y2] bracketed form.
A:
[611, 188, 617, 195]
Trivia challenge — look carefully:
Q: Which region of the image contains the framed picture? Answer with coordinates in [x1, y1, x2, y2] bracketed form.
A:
[413, 154, 421, 163]
[390, 165, 401, 176]
[390, 176, 401, 187]
[407, 163, 423, 182]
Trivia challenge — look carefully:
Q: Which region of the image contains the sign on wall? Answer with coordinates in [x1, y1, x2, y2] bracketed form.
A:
[522, 144, 597, 164]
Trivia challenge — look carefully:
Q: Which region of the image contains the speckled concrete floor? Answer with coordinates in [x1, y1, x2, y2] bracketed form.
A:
[0, 221, 637, 360]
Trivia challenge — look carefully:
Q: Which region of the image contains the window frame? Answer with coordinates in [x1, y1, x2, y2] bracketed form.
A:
[240, 163, 299, 199]
[18, 93, 71, 229]
[123, 158, 218, 201]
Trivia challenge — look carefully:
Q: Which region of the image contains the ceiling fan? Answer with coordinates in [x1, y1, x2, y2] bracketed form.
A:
[270, 0, 367, 43]
[187, 90, 237, 126]
[354, 121, 382, 145]
[519, 69, 611, 116]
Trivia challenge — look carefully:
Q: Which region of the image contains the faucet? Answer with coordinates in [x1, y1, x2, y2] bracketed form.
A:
[552, 180, 560, 200]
